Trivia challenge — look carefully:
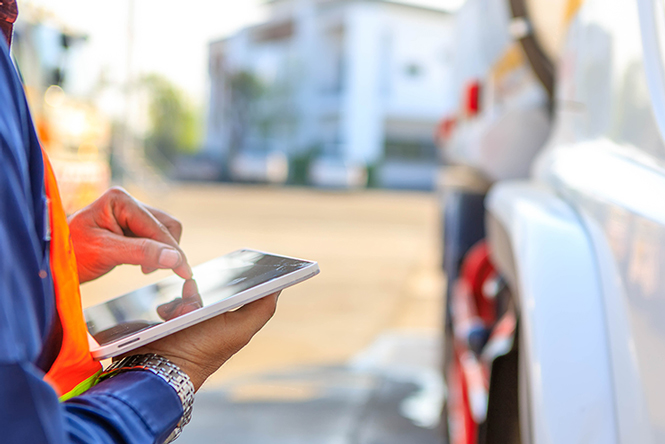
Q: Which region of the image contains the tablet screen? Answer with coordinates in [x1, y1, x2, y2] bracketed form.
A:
[84, 250, 311, 346]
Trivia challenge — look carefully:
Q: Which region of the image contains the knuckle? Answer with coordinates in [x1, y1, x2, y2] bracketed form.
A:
[107, 186, 128, 198]
[260, 298, 278, 319]
[264, 304, 277, 320]
[137, 238, 153, 257]
[162, 216, 183, 237]
[158, 222, 171, 235]
[105, 187, 132, 209]
[238, 337, 252, 350]
[227, 335, 251, 355]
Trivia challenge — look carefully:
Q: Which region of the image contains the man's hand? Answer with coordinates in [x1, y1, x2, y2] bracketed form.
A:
[68, 187, 193, 283]
[135, 288, 279, 391]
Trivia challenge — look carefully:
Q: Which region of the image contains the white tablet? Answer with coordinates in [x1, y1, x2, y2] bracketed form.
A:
[84, 249, 320, 360]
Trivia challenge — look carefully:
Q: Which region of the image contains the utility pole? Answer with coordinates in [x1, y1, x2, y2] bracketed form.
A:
[118, 0, 135, 183]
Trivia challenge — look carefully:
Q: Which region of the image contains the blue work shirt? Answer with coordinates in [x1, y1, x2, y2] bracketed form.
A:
[0, 38, 183, 443]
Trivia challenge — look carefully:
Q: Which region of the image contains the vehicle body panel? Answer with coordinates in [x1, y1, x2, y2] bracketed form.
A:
[487, 0, 665, 441]
[442, 0, 550, 183]
[486, 182, 617, 444]
[524, 0, 585, 63]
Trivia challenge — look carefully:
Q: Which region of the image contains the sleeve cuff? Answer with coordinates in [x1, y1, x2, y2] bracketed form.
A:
[70, 370, 183, 441]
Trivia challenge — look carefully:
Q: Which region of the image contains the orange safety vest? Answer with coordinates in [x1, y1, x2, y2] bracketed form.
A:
[41, 149, 102, 401]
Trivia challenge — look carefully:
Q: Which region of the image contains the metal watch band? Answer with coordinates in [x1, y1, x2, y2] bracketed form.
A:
[99, 354, 195, 443]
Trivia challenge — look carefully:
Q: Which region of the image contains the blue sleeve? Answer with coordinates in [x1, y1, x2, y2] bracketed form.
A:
[0, 35, 184, 444]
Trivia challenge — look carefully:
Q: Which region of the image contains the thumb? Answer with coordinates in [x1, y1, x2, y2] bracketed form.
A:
[109, 234, 188, 278]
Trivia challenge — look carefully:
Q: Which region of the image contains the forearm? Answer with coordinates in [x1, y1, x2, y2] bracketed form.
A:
[0, 362, 182, 444]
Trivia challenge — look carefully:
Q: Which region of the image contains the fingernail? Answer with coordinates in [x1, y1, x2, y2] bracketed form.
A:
[183, 279, 199, 295]
[159, 248, 181, 268]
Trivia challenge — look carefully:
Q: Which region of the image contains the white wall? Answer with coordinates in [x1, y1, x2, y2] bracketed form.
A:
[340, 3, 386, 165]
[206, 0, 457, 168]
[383, 4, 456, 119]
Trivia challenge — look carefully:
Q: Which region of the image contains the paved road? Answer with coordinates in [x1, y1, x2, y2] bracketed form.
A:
[178, 332, 445, 444]
[81, 184, 445, 443]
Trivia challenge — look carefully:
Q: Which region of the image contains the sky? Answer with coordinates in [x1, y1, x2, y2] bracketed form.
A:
[22, 0, 465, 108]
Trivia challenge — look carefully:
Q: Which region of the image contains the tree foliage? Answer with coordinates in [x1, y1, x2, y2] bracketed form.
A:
[226, 70, 264, 159]
[142, 74, 200, 165]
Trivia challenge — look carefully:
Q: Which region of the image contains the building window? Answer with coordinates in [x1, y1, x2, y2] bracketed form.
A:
[404, 63, 424, 78]
[253, 20, 294, 43]
[384, 139, 437, 161]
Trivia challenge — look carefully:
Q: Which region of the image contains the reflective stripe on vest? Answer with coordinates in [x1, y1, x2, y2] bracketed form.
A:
[41, 149, 102, 401]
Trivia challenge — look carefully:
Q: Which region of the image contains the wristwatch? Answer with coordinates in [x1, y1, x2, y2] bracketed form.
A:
[98, 354, 195, 443]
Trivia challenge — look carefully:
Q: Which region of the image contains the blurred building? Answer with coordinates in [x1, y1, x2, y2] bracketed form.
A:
[205, 0, 455, 189]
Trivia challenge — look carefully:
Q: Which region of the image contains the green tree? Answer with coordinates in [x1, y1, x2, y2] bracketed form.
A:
[226, 71, 264, 160]
[142, 74, 201, 166]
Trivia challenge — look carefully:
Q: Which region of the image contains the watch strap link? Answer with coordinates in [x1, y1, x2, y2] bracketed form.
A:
[99, 354, 195, 443]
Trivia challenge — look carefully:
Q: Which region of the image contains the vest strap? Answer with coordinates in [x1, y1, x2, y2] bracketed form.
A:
[59, 369, 103, 402]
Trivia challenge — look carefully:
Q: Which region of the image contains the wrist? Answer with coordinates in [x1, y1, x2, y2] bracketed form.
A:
[99, 354, 195, 442]
[152, 353, 209, 391]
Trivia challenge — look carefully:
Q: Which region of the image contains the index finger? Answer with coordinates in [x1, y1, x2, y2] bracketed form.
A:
[111, 192, 192, 278]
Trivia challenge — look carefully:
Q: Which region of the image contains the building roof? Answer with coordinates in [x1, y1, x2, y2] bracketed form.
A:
[264, 0, 453, 14]
[208, 0, 452, 45]
[380, 0, 453, 14]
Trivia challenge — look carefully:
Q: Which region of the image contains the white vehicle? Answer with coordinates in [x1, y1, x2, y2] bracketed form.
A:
[437, 0, 552, 300]
[229, 150, 289, 184]
[443, 0, 665, 442]
[439, 0, 556, 438]
[439, 0, 551, 185]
